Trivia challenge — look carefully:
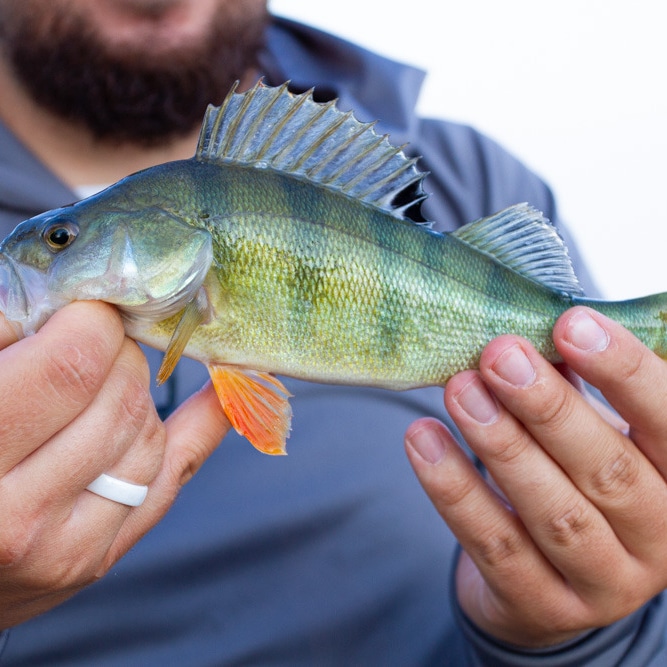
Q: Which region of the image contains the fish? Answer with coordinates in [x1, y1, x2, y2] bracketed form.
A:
[1, 81, 666, 455]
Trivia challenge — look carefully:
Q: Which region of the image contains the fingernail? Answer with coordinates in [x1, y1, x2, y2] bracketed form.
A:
[407, 426, 446, 465]
[492, 344, 536, 387]
[565, 310, 609, 352]
[453, 376, 499, 424]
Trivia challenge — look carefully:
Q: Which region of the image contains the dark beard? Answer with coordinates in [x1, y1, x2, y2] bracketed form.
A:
[0, 4, 268, 145]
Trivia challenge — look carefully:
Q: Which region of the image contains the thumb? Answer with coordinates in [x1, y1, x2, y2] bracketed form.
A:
[103, 382, 230, 567]
[164, 380, 232, 487]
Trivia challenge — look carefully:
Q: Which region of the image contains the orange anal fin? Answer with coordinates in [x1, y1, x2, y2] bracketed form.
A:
[208, 365, 293, 455]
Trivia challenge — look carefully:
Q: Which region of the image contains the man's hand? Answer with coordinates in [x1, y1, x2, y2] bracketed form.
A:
[405, 306, 667, 647]
[0, 302, 230, 627]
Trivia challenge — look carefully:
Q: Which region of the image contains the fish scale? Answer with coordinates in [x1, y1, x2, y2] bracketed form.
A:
[142, 161, 563, 384]
[1, 81, 666, 455]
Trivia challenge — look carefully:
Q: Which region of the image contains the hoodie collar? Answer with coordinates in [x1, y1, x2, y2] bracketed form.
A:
[0, 122, 76, 236]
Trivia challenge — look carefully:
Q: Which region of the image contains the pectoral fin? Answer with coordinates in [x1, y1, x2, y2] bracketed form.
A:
[157, 289, 209, 385]
[208, 364, 293, 455]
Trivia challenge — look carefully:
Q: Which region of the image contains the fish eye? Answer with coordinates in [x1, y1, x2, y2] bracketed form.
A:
[43, 221, 79, 251]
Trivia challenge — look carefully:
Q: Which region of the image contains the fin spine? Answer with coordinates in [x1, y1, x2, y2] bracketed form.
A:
[196, 80, 428, 220]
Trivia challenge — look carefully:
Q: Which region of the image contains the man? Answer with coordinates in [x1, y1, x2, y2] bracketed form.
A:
[1, 1, 667, 664]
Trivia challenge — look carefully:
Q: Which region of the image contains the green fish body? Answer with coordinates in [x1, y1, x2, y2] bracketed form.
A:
[1, 82, 666, 453]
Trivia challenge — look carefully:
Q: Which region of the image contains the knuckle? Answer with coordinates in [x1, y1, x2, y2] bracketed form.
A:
[116, 377, 152, 432]
[591, 447, 640, 499]
[487, 432, 531, 466]
[529, 386, 575, 431]
[543, 497, 594, 548]
[437, 469, 480, 507]
[113, 344, 153, 428]
[142, 409, 166, 449]
[615, 347, 646, 385]
[134, 415, 167, 483]
[167, 441, 209, 488]
[44, 343, 106, 401]
[475, 527, 524, 569]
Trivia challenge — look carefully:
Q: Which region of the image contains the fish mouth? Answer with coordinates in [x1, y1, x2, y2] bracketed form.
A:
[0, 250, 57, 337]
[0, 250, 29, 320]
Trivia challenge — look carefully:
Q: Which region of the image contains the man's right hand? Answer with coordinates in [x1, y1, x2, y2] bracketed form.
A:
[0, 301, 230, 627]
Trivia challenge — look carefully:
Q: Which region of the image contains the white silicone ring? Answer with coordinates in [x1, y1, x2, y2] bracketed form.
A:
[86, 473, 148, 507]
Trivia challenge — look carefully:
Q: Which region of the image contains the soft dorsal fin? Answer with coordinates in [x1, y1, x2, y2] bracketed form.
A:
[196, 80, 428, 219]
[452, 203, 584, 296]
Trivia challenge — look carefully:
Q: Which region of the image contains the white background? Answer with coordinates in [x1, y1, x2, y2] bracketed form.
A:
[271, 1, 667, 300]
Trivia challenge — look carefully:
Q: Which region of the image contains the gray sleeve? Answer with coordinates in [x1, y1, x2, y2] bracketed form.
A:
[450, 557, 667, 666]
[0, 630, 7, 658]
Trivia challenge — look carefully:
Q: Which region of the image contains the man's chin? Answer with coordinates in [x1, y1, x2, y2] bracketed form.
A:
[0, 0, 269, 144]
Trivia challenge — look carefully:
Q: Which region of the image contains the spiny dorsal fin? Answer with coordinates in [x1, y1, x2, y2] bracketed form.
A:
[196, 80, 428, 219]
[452, 203, 584, 296]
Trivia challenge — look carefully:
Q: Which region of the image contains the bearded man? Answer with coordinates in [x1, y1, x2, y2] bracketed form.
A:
[1, 2, 667, 665]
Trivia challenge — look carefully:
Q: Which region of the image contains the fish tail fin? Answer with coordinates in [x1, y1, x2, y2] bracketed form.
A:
[208, 364, 293, 455]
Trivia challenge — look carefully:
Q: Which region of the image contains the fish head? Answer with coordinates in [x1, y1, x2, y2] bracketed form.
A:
[0, 195, 213, 336]
[0, 209, 72, 335]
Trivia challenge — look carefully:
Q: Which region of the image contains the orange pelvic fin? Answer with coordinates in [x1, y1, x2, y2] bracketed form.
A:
[208, 364, 293, 455]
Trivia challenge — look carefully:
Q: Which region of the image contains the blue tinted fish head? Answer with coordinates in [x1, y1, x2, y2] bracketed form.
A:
[0, 209, 71, 336]
[0, 194, 213, 335]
